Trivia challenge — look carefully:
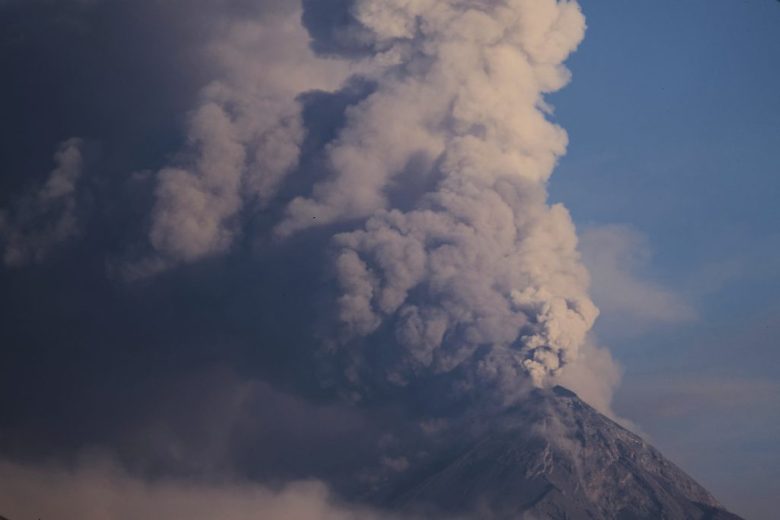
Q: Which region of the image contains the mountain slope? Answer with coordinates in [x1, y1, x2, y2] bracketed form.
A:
[383, 387, 743, 520]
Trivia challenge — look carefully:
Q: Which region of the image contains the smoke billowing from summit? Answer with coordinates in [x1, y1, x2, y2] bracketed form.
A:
[0, 2, 774, 517]
[0, 0, 603, 409]
[323, 0, 598, 394]
[140, 0, 600, 403]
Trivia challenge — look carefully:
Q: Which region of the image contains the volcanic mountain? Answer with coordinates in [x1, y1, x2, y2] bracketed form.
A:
[376, 386, 743, 520]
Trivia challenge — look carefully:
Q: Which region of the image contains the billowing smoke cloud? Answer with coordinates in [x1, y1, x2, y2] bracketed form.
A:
[137, 0, 601, 399]
[281, 0, 597, 395]
[143, 4, 353, 272]
[0, 138, 85, 266]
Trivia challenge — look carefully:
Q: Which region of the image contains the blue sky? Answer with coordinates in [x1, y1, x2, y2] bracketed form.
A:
[550, 1, 780, 517]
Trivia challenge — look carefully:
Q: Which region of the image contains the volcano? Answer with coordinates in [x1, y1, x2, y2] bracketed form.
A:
[377, 386, 743, 520]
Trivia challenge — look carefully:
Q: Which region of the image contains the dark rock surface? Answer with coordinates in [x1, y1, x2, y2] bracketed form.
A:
[380, 386, 744, 520]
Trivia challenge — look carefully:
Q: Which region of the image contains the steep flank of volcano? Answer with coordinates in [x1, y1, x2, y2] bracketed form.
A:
[383, 387, 743, 520]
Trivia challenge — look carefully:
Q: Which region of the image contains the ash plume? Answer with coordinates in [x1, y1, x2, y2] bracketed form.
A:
[143, 3, 353, 272]
[140, 0, 604, 403]
[284, 0, 599, 396]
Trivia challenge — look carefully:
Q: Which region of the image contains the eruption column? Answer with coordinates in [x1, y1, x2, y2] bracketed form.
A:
[279, 0, 598, 395]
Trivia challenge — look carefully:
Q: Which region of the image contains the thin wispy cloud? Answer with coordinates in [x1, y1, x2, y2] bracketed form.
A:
[580, 224, 696, 336]
[0, 138, 86, 266]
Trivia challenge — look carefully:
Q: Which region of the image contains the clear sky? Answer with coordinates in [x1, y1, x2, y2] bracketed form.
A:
[551, 1, 780, 517]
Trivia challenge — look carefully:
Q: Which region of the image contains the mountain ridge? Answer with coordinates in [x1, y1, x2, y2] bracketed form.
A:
[378, 386, 744, 520]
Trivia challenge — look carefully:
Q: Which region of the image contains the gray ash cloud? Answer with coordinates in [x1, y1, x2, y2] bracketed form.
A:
[0, 0, 623, 509]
